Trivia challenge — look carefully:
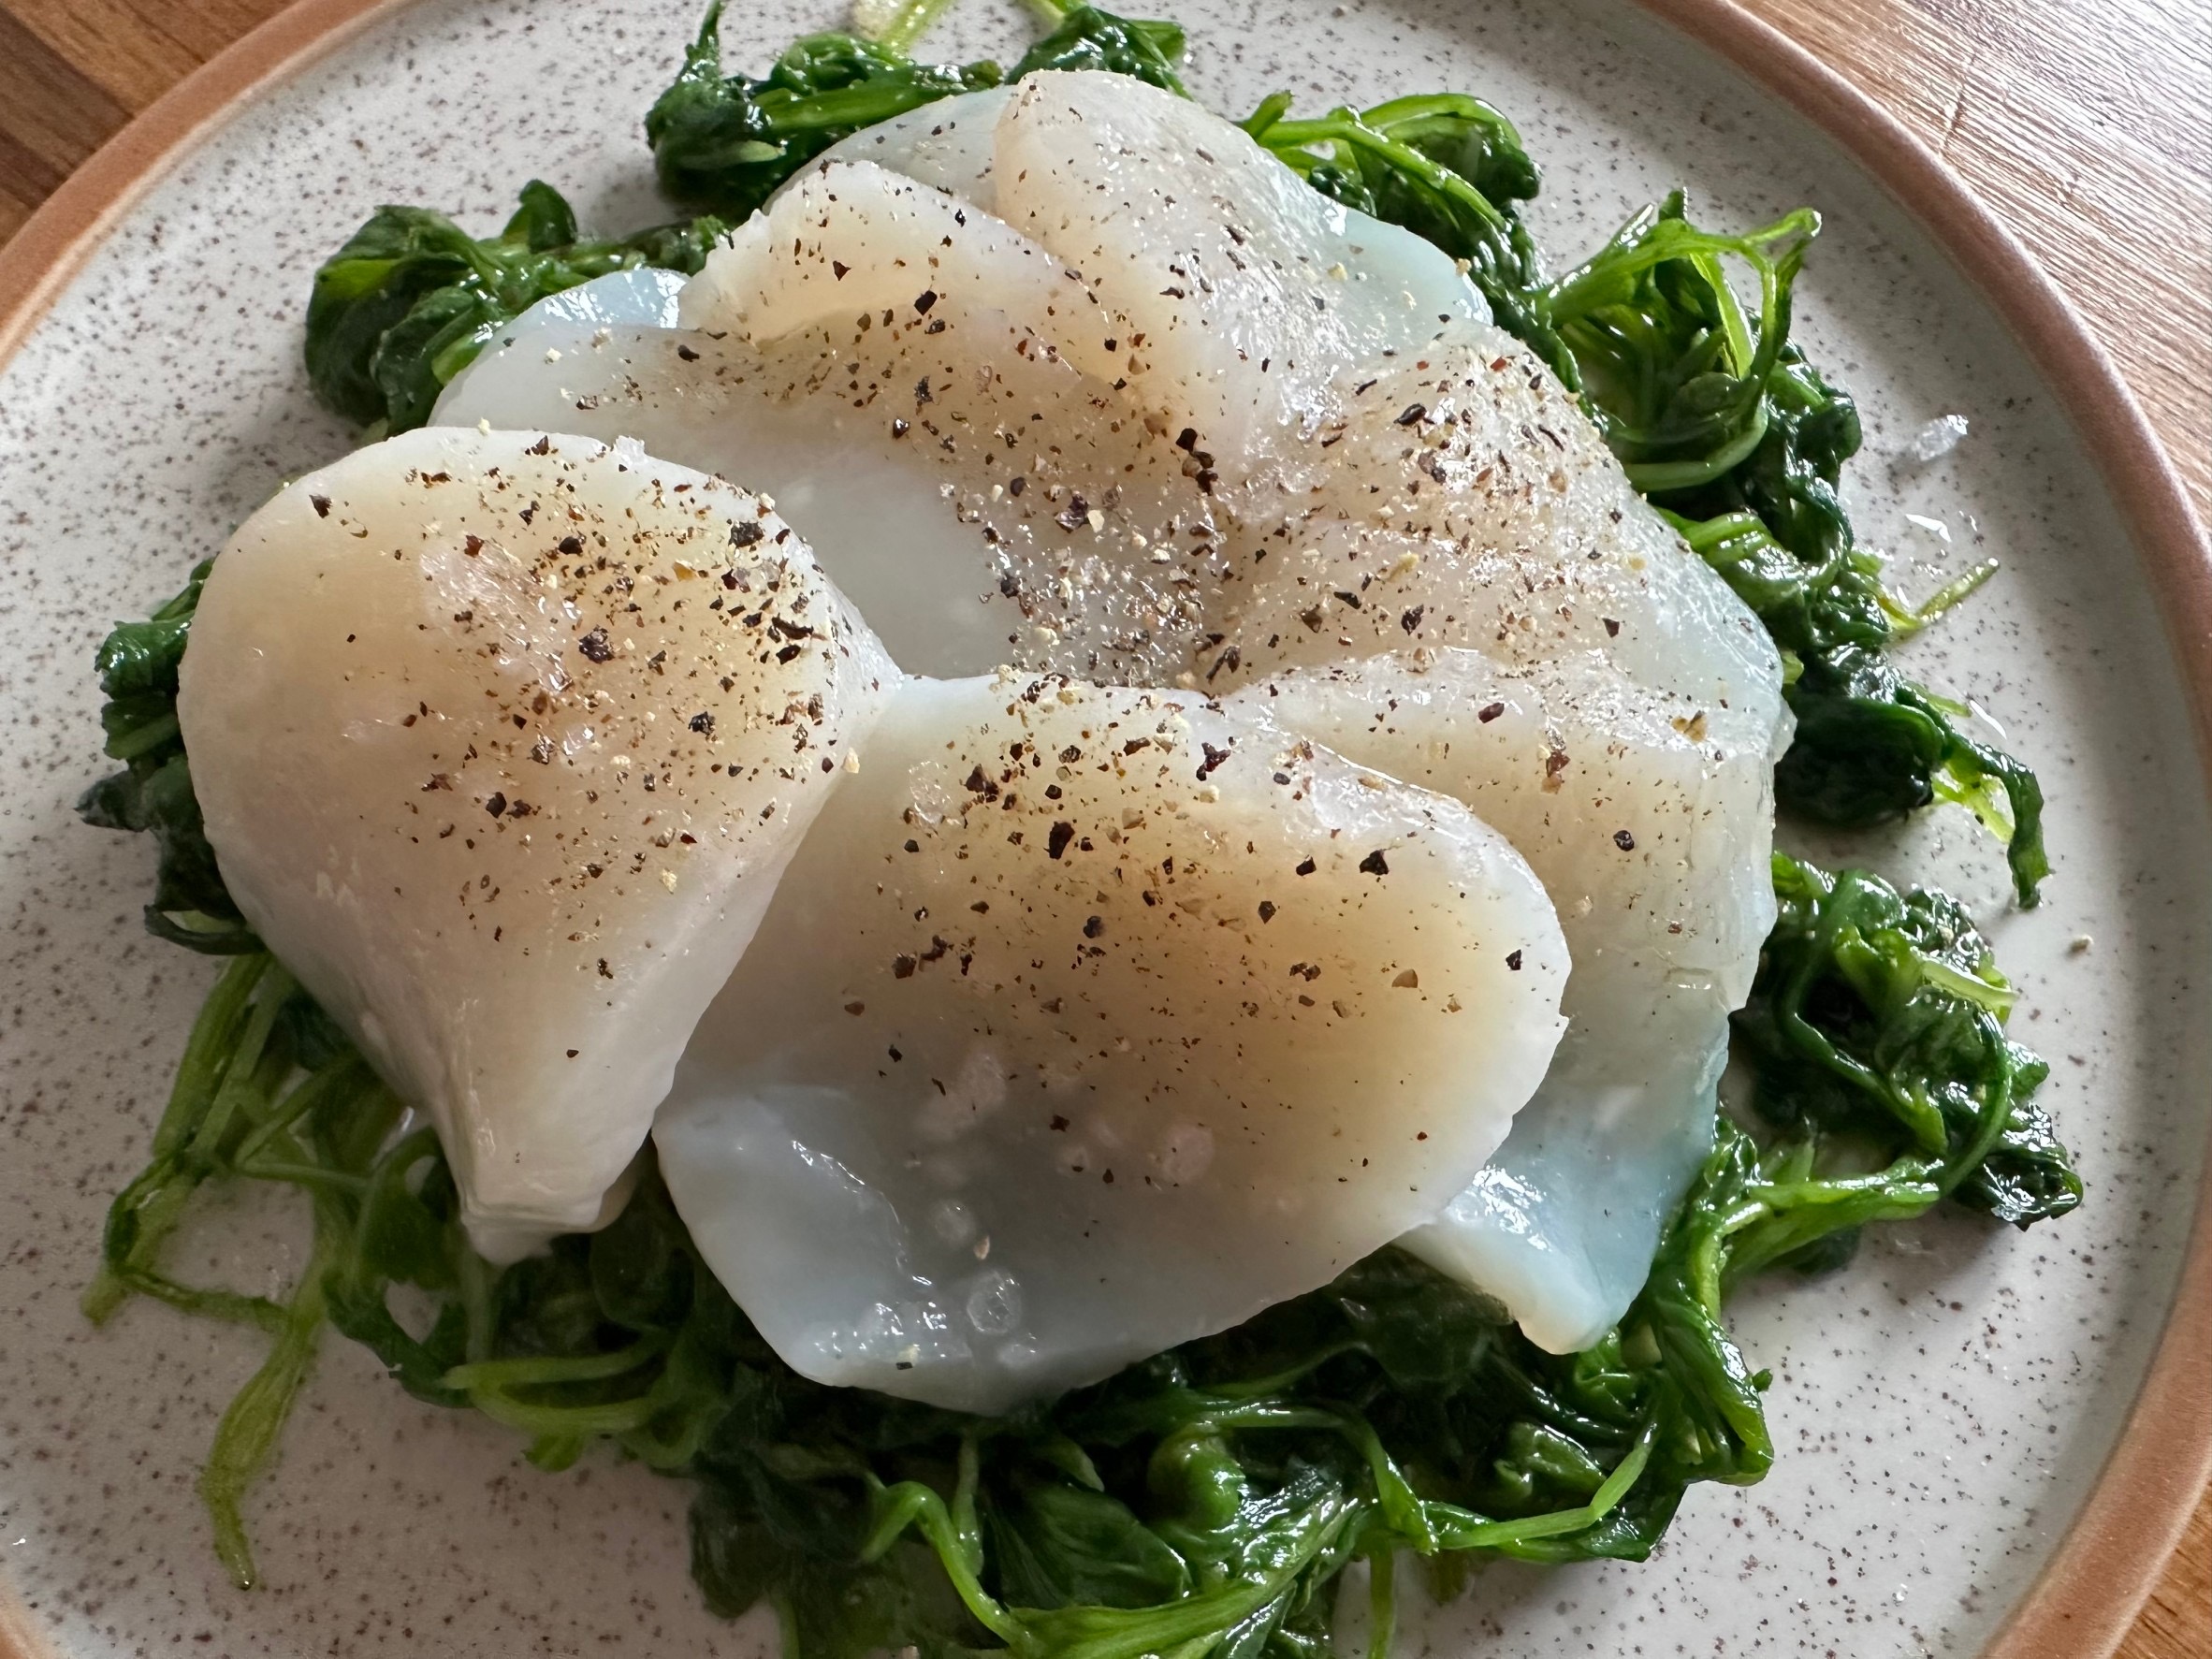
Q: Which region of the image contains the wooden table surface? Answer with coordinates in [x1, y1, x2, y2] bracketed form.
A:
[0, 0, 2205, 1653]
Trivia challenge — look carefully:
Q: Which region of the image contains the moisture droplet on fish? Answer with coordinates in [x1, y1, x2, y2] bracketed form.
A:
[966, 1270, 1023, 1335]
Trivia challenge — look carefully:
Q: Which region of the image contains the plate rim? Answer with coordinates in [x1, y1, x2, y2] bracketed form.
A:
[0, 2, 2204, 1655]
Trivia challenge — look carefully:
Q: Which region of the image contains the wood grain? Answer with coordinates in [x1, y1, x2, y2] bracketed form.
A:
[0, 0, 2203, 1654]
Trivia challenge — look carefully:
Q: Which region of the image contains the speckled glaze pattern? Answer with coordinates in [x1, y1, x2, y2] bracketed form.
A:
[0, 0, 2205, 1654]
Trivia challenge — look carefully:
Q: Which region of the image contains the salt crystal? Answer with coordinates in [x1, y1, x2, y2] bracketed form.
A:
[1903, 414, 1969, 463]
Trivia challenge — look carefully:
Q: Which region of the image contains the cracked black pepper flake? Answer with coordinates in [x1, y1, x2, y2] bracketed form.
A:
[1047, 821, 1076, 860]
[1394, 402, 1427, 426]
[1296, 856, 1317, 876]
[676, 342, 701, 361]
[1083, 915, 1104, 939]
[558, 535, 584, 557]
[1400, 604, 1424, 633]
[1477, 702, 1506, 722]
[1614, 829, 1637, 851]
[1604, 618, 1621, 636]
[914, 289, 938, 313]
[892, 418, 910, 438]
[1258, 900, 1276, 922]
[690, 712, 715, 735]
[484, 792, 507, 817]
[730, 520, 764, 547]
[1360, 850, 1390, 876]
[893, 954, 919, 979]
[1050, 1114, 1070, 1131]
[1506, 950, 1523, 971]
[844, 1001, 866, 1015]
[310, 494, 331, 517]
[576, 628, 613, 662]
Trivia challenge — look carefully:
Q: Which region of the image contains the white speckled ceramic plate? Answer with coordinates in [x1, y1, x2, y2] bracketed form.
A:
[2, 1, 2207, 1655]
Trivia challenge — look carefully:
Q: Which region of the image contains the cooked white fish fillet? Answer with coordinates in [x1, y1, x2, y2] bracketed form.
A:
[679, 156, 1083, 350]
[989, 72, 1487, 468]
[653, 674, 1569, 1411]
[445, 82, 1779, 720]
[1193, 327, 1787, 723]
[438, 70, 1790, 1356]
[439, 167, 1214, 686]
[807, 84, 1011, 200]
[177, 427, 899, 1260]
[1232, 648, 1778, 1348]
[808, 72, 1780, 718]
[804, 78, 1478, 430]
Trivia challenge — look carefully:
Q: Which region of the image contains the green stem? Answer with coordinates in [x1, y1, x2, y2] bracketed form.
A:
[864, 1477, 1024, 1644]
[1265, 113, 1511, 234]
[1885, 557, 2000, 637]
[444, 1331, 671, 1392]
[1937, 1015, 2019, 1198]
[1430, 1422, 1655, 1550]
[1365, 1545, 1397, 1659]
[198, 1229, 332, 1587]
[154, 954, 270, 1159]
[109, 1267, 289, 1332]
[867, 0, 965, 54]
[106, 709, 181, 762]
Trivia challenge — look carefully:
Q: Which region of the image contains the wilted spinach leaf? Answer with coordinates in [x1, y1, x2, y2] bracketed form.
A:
[305, 180, 726, 434]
